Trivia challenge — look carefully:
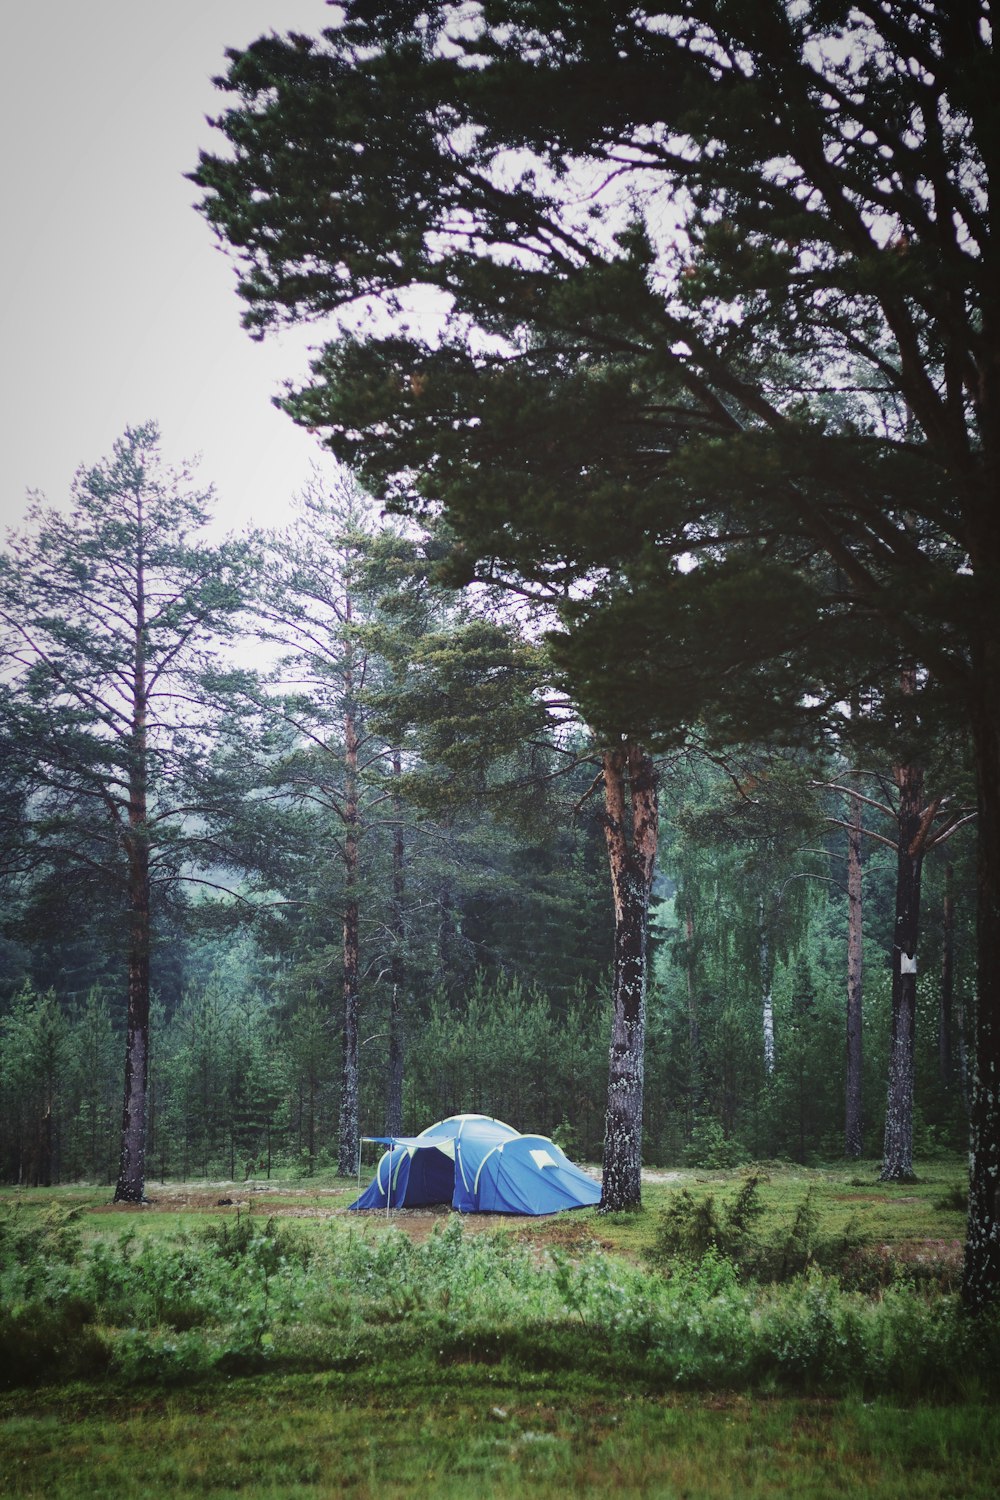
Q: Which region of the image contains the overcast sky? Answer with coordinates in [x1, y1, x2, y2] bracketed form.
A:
[1, 2, 344, 537]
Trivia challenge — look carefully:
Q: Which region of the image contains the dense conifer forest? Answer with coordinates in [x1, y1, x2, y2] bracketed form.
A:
[2, 0, 997, 1322]
[7, 9, 1000, 1495]
[0, 437, 975, 1189]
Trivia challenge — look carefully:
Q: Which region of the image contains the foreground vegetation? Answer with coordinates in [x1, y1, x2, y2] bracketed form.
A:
[5, 1375, 1000, 1500]
[1, 1162, 997, 1496]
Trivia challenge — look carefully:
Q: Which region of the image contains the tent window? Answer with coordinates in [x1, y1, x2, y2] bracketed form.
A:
[529, 1149, 557, 1169]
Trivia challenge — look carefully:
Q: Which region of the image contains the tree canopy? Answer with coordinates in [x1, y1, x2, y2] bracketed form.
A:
[194, 0, 1000, 1302]
[194, 0, 989, 709]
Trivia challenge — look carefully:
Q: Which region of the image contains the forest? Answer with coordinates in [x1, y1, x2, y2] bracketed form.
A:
[5, 0, 996, 1254]
[5, 4, 1000, 1492]
[0, 425, 977, 1186]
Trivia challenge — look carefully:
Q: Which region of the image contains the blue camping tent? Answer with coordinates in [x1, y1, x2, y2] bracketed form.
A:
[475, 1134, 602, 1215]
[349, 1113, 601, 1215]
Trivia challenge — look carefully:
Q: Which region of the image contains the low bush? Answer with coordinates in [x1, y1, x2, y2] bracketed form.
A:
[197, 1206, 314, 1273]
[647, 1169, 768, 1269]
[2, 1207, 997, 1398]
[0, 1203, 84, 1294]
[648, 1172, 889, 1287]
[0, 1296, 110, 1386]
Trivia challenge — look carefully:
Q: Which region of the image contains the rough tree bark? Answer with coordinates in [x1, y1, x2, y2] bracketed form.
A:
[939, 861, 955, 1090]
[956, 990, 970, 1106]
[684, 897, 700, 1141]
[114, 500, 150, 1204]
[115, 841, 151, 1201]
[845, 785, 865, 1159]
[599, 743, 658, 1212]
[337, 618, 361, 1176]
[963, 695, 1000, 1308]
[386, 747, 405, 1138]
[827, 762, 971, 1179]
[760, 900, 775, 1077]
[880, 761, 926, 1182]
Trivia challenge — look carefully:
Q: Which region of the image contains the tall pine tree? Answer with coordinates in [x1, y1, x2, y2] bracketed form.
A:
[195, 2, 1000, 1295]
[0, 424, 248, 1201]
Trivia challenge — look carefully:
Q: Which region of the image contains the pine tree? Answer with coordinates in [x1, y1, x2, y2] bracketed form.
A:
[246, 467, 398, 1174]
[0, 986, 68, 1186]
[194, 3, 1000, 1298]
[0, 424, 249, 1201]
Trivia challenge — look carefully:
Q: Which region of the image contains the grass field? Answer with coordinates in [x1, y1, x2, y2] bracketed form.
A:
[0, 1154, 971, 1254]
[4, 1373, 999, 1498]
[1, 1159, 995, 1498]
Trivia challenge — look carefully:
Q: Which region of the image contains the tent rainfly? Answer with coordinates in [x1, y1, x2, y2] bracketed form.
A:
[349, 1113, 601, 1215]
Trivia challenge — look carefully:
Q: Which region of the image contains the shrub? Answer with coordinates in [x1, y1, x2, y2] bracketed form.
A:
[935, 1182, 967, 1213]
[648, 1169, 767, 1270]
[198, 1207, 314, 1273]
[0, 1203, 83, 1285]
[111, 1327, 223, 1385]
[682, 1119, 749, 1169]
[81, 1234, 222, 1330]
[0, 1295, 111, 1387]
[2, 1196, 997, 1400]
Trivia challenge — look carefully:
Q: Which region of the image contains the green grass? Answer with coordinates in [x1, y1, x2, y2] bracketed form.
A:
[506, 1159, 969, 1271]
[0, 1180, 360, 1254]
[0, 1156, 970, 1255]
[2, 1375, 998, 1498]
[0, 1160, 986, 1496]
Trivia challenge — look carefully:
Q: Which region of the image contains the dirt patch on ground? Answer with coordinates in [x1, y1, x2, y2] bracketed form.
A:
[90, 1185, 353, 1218]
[874, 1237, 963, 1268]
[832, 1193, 899, 1202]
[88, 1185, 574, 1243]
[831, 1192, 939, 1204]
[514, 1217, 615, 1253]
[83, 1182, 963, 1269]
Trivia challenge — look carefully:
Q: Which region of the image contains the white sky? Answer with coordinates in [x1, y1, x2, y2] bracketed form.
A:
[1, 1, 344, 538]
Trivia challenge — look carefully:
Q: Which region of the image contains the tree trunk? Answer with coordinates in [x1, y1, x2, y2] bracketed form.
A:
[880, 761, 924, 1182]
[114, 845, 151, 1201]
[956, 982, 970, 1109]
[115, 511, 150, 1204]
[39, 1101, 53, 1189]
[599, 743, 658, 1212]
[338, 891, 360, 1175]
[386, 748, 405, 1137]
[962, 697, 1000, 1307]
[684, 897, 699, 1139]
[845, 786, 865, 1158]
[338, 619, 361, 1176]
[760, 901, 775, 1076]
[386, 987, 405, 1137]
[939, 861, 955, 1088]
[798, 1041, 807, 1166]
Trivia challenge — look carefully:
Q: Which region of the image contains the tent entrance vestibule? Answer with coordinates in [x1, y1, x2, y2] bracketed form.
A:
[357, 1132, 457, 1219]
